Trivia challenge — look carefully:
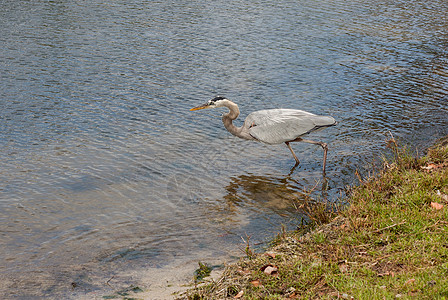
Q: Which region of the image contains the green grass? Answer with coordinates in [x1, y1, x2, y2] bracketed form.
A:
[180, 139, 448, 299]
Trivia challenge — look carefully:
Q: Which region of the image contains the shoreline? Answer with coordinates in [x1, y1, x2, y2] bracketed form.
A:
[178, 136, 448, 299]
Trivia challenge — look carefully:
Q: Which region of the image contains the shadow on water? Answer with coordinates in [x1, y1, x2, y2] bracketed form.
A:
[224, 174, 303, 212]
[221, 171, 332, 214]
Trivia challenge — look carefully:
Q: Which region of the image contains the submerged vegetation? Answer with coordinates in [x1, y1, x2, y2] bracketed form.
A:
[180, 137, 448, 299]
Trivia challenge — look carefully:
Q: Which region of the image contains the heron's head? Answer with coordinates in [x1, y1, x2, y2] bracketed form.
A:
[190, 96, 229, 111]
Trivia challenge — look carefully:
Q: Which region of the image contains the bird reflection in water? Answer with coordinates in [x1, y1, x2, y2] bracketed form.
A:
[220, 173, 329, 218]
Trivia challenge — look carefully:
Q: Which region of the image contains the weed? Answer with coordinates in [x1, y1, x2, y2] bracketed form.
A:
[240, 234, 255, 259]
[194, 262, 212, 283]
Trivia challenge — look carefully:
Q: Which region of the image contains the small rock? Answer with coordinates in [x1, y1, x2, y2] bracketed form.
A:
[263, 265, 278, 275]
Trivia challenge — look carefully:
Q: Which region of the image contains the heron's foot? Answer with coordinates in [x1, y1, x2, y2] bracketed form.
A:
[321, 176, 328, 188]
[322, 143, 328, 176]
[285, 142, 300, 164]
[290, 138, 329, 176]
[288, 162, 299, 175]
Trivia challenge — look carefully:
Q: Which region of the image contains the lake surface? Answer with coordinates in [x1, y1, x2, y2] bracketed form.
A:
[1, 0, 447, 298]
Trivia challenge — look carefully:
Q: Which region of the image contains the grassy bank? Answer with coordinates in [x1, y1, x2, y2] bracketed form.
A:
[180, 137, 448, 299]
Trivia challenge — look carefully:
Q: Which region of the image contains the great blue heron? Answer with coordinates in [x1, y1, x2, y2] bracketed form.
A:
[190, 96, 337, 174]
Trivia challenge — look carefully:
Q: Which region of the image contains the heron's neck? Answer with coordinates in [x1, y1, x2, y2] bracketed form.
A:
[222, 100, 240, 120]
[221, 100, 250, 139]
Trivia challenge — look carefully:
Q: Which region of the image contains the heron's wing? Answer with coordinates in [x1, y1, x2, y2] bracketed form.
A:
[245, 109, 336, 144]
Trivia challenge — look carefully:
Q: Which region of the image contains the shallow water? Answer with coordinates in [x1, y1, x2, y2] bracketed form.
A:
[1, 0, 448, 297]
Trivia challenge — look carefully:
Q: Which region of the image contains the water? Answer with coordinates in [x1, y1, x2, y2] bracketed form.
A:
[1, 0, 447, 298]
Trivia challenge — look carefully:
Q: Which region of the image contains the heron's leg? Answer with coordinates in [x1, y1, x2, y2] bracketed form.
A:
[285, 142, 300, 164]
[298, 138, 328, 175]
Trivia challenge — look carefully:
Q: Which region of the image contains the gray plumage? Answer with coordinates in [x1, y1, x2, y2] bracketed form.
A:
[244, 109, 336, 144]
[190, 97, 337, 174]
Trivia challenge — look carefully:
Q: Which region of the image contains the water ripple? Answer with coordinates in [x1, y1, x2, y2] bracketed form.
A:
[1, 0, 448, 297]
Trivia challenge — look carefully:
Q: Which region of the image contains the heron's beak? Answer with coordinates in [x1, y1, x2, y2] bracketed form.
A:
[190, 102, 210, 111]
